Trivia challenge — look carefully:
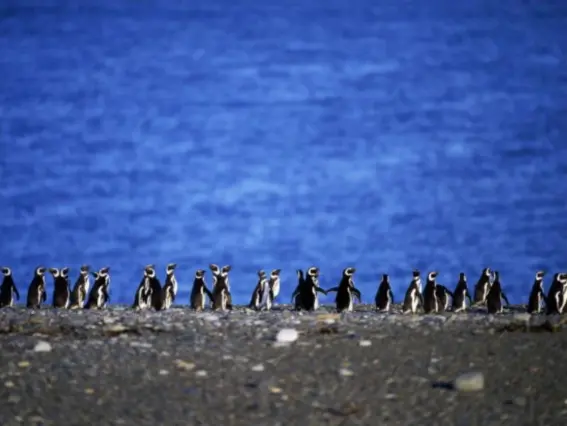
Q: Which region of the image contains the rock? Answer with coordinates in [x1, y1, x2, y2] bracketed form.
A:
[4, 381, 14, 388]
[33, 341, 52, 353]
[275, 328, 298, 344]
[174, 360, 195, 371]
[130, 341, 152, 349]
[195, 370, 207, 377]
[158, 370, 169, 376]
[512, 396, 527, 407]
[339, 368, 354, 377]
[359, 340, 372, 347]
[454, 372, 485, 392]
[17, 361, 30, 368]
[251, 364, 265, 372]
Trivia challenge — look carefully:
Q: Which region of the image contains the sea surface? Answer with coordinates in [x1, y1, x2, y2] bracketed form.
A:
[1, 0, 566, 306]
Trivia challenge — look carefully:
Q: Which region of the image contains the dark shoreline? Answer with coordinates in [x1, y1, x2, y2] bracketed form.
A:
[1, 305, 566, 426]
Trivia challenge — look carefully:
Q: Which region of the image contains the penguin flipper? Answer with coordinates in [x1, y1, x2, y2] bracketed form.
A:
[502, 292, 510, 307]
[290, 287, 300, 303]
[326, 287, 339, 293]
[41, 290, 47, 303]
[315, 286, 327, 295]
[14, 285, 20, 300]
[418, 292, 425, 308]
[204, 287, 214, 303]
[388, 289, 395, 303]
[352, 287, 362, 303]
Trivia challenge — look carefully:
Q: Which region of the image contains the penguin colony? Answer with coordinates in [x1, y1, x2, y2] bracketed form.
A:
[1, 265, 567, 315]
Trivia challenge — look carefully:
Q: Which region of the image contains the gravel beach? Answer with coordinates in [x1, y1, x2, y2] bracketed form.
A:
[1, 304, 566, 426]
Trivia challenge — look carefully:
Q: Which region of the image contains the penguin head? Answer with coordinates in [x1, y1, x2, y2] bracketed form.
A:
[144, 265, 156, 278]
[558, 273, 567, 283]
[209, 264, 220, 275]
[412, 270, 420, 279]
[99, 267, 110, 276]
[459, 272, 466, 281]
[482, 267, 491, 277]
[221, 265, 231, 276]
[271, 269, 281, 278]
[427, 271, 438, 281]
[80, 265, 90, 275]
[166, 263, 177, 275]
[296, 269, 304, 279]
[307, 267, 319, 278]
[195, 269, 206, 279]
[381, 273, 389, 281]
[257, 270, 266, 279]
[343, 267, 356, 277]
[61, 267, 70, 278]
[49, 268, 60, 277]
[36, 266, 47, 276]
[1, 267, 11, 276]
[535, 271, 545, 280]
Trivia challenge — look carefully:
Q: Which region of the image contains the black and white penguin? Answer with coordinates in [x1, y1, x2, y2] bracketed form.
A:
[210, 264, 233, 310]
[451, 272, 472, 313]
[473, 267, 492, 306]
[299, 266, 327, 311]
[0, 267, 20, 308]
[435, 284, 453, 312]
[49, 267, 71, 309]
[422, 271, 439, 314]
[486, 270, 510, 314]
[291, 269, 305, 310]
[402, 270, 424, 314]
[375, 274, 394, 312]
[69, 265, 90, 309]
[209, 264, 232, 311]
[268, 268, 282, 304]
[190, 269, 214, 311]
[161, 263, 178, 310]
[84, 267, 111, 309]
[326, 267, 362, 313]
[26, 266, 48, 309]
[527, 270, 546, 314]
[545, 273, 567, 314]
[132, 265, 155, 310]
[249, 270, 268, 310]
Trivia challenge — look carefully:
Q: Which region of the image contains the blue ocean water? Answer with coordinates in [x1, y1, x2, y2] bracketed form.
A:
[1, 0, 566, 306]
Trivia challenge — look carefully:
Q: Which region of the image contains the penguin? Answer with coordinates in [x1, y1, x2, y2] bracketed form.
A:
[26, 266, 48, 309]
[326, 267, 362, 313]
[209, 264, 232, 311]
[210, 264, 233, 310]
[190, 269, 214, 311]
[85, 267, 111, 309]
[451, 272, 473, 313]
[402, 270, 424, 314]
[486, 270, 510, 314]
[472, 267, 492, 306]
[69, 265, 90, 309]
[291, 269, 305, 310]
[132, 265, 155, 310]
[297, 267, 327, 311]
[249, 270, 268, 310]
[0, 267, 20, 308]
[148, 266, 164, 311]
[161, 263, 178, 310]
[49, 267, 71, 308]
[375, 274, 394, 312]
[527, 270, 546, 314]
[559, 273, 567, 313]
[435, 284, 453, 312]
[422, 271, 439, 314]
[546, 273, 567, 314]
[268, 268, 282, 304]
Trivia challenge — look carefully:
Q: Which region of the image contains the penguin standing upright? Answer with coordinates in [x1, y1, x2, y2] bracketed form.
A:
[84, 267, 111, 309]
[298, 267, 327, 311]
[435, 284, 453, 312]
[527, 271, 546, 314]
[268, 269, 282, 305]
[26, 266, 48, 309]
[132, 265, 154, 310]
[210, 264, 233, 310]
[147, 266, 163, 311]
[473, 267, 492, 306]
[70, 265, 90, 309]
[249, 270, 267, 310]
[161, 263, 178, 310]
[326, 267, 362, 313]
[423, 271, 439, 314]
[451, 272, 472, 313]
[0, 267, 20, 308]
[291, 269, 305, 310]
[49, 267, 71, 308]
[209, 264, 232, 311]
[402, 270, 424, 314]
[546, 273, 567, 314]
[190, 269, 214, 311]
[486, 270, 510, 314]
[375, 274, 394, 312]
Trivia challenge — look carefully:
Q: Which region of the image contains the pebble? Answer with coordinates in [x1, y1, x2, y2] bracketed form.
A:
[130, 341, 153, 349]
[195, 370, 207, 377]
[359, 340, 372, 347]
[159, 370, 169, 376]
[512, 396, 527, 407]
[251, 364, 265, 372]
[454, 372, 485, 392]
[17, 361, 30, 368]
[5, 381, 14, 388]
[339, 368, 354, 377]
[106, 324, 127, 333]
[269, 386, 283, 394]
[275, 328, 299, 344]
[33, 341, 52, 353]
[174, 360, 196, 371]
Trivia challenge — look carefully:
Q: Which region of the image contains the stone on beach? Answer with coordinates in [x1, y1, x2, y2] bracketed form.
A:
[275, 328, 298, 344]
[454, 372, 485, 392]
[33, 341, 52, 353]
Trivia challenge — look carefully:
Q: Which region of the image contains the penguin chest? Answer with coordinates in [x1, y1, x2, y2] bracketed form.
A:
[410, 290, 419, 312]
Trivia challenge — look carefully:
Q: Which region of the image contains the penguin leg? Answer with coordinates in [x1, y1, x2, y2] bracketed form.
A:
[502, 292, 510, 307]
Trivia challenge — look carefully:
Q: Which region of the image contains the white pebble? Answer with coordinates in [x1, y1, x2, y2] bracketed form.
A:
[251, 364, 265, 372]
[158, 370, 169, 376]
[275, 328, 299, 343]
[33, 341, 52, 353]
[130, 341, 152, 349]
[195, 370, 207, 377]
[454, 372, 485, 392]
[339, 368, 354, 377]
[359, 340, 372, 347]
